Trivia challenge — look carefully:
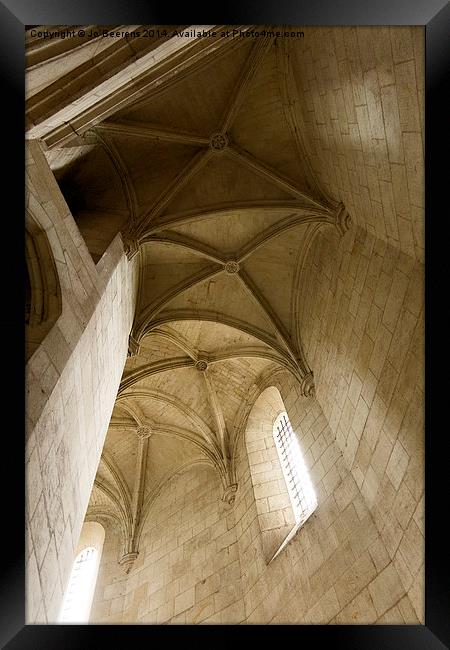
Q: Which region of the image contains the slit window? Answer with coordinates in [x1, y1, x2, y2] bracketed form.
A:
[273, 411, 317, 526]
[59, 546, 100, 623]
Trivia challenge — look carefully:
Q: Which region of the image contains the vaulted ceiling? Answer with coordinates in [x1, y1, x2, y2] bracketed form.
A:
[34, 26, 353, 563]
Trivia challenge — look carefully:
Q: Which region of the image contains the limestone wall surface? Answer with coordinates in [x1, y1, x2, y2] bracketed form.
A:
[90, 523, 128, 622]
[25, 141, 139, 623]
[24, 24, 425, 628]
[89, 368, 419, 624]
[291, 26, 424, 262]
[91, 465, 244, 624]
[299, 224, 424, 620]
[232, 372, 418, 623]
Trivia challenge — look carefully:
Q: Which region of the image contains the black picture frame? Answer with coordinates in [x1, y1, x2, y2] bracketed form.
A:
[2, 1, 448, 648]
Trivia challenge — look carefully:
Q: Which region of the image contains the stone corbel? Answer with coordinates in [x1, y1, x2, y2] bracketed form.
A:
[123, 237, 140, 261]
[121, 226, 140, 261]
[300, 372, 315, 397]
[128, 333, 140, 357]
[335, 202, 352, 236]
[221, 483, 238, 506]
[118, 551, 139, 574]
[335, 203, 352, 236]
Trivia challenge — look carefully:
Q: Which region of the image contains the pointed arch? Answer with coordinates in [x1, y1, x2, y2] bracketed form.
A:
[136, 459, 221, 546]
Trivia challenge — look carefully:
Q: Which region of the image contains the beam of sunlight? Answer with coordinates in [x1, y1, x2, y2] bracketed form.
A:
[273, 412, 318, 526]
[58, 546, 99, 623]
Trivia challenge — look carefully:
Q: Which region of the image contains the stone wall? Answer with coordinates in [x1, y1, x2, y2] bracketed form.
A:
[90, 522, 128, 622]
[25, 140, 139, 623]
[24, 24, 425, 628]
[232, 371, 418, 623]
[298, 224, 424, 620]
[91, 465, 244, 623]
[89, 367, 420, 624]
[57, 222, 423, 625]
[290, 26, 424, 262]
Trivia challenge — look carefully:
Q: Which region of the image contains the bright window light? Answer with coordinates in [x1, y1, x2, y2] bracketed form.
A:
[58, 546, 99, 623]
[273, 411, 318, 526]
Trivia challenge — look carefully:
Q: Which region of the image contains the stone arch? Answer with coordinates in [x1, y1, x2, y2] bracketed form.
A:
[25, 210, 62, 361]
[243, 383, 318, 564]
[136, 459, 221, 548]
[76, 520, 106, 555]
[85, 509, 127, 553]
[59, 521, 106, 623]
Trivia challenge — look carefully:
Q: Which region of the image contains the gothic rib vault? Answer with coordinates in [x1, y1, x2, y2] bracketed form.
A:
[26, 24, 426, 625]
[38, 29, 353, 572]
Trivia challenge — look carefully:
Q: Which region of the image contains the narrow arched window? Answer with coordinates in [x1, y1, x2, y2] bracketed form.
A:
[273, 411, 317, 527]
[59, 522, 105, 623]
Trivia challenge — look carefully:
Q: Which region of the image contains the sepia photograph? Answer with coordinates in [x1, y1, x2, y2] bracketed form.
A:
[24, 22, 426, 628]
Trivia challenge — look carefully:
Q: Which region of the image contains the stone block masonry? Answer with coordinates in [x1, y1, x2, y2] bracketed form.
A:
[298, 222, 424, 620]
[25, 140, 139, 623]
[290, 26, 424, 262]
[89, 365, 419, 624]
[91, 466, 244, 624]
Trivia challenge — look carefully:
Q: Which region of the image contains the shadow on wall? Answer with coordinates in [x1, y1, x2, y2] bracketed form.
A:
[52, 145, 129, 264]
